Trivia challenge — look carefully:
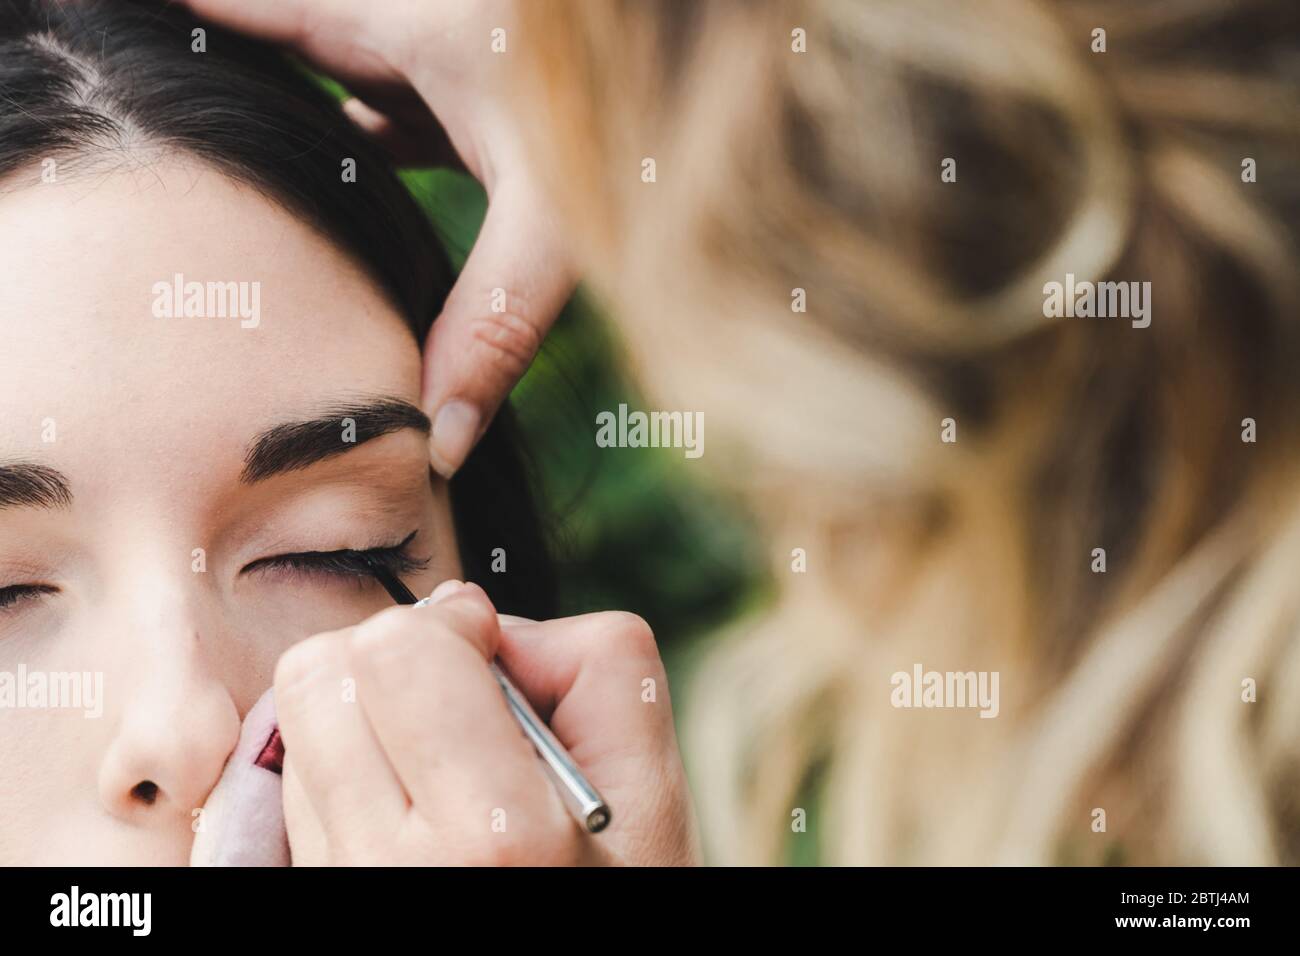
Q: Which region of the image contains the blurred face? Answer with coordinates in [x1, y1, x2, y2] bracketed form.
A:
[0, 160, 459, 863]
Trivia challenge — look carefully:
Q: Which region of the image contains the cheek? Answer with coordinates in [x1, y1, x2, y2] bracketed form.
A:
[0, 709, 109, 862]
[221, 584, 393, 665]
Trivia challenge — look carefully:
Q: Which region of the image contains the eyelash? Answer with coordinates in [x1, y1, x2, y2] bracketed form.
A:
[0, 531, 426, 613]
[0, 584, 56, 611]
[244, 530, 428, 583]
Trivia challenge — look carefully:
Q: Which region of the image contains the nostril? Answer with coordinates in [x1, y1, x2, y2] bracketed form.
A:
[130, 780, 159, 805]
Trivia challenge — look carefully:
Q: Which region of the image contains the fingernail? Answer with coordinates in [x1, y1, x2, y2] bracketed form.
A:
[498, 614, 537, 627]
[429, 578, 466, 603]
[429, 401, 481, 478]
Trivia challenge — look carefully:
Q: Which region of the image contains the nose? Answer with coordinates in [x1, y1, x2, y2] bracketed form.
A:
[98, 594, 242, 823]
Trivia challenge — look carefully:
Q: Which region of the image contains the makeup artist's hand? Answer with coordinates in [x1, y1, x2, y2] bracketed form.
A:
[177, 0, 574, 477]
[271, 581, 700, 866]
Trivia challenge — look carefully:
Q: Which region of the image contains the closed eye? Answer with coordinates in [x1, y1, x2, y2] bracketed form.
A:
[242, 530, 427, 583]
[0, 533, 427, 616]
[0, 584, 57, 612]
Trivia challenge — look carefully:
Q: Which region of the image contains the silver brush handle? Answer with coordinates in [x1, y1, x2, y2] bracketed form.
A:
[411, 596, 611, 833]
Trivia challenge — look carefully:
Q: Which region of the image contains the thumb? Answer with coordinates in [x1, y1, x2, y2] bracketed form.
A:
[494, 612, 677, 763]
[422, 175, 575, 477]
[495, 612, 702, 866]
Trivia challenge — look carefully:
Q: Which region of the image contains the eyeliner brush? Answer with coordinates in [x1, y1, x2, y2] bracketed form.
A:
[356, 556, 612, 835]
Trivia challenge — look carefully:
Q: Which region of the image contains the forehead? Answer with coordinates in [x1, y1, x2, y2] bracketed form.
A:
[0, 160, 420, 454]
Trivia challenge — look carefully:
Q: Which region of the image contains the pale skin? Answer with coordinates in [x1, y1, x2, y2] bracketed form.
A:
[0, 160, 698, 865]
[178, 0, 577, 478]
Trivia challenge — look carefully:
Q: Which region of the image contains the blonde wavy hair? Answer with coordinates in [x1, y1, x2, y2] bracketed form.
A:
[512, 0, 1300, 864]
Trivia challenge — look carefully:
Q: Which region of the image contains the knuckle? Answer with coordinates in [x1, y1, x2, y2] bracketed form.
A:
[472, 835, 519, 868]
[536, 825, 589, 866]
[444, 582, 498, 632]
[349, 606, 416, 662]
[472, 825, 579, 868]
[425, 584, 499, 658]
[593, 611, 659, 658]
[468, 310, 542, 381]
[274, 633, 340, 702]
[328, 824, 386, 867]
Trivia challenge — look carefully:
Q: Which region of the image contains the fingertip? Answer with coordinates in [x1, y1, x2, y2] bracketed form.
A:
[428, 578, 466, 603]
[423, 578, 496, 620]
[440, 580, 494, 612]
[435, 582, 501, 658]
[428, 400, 481, 478]
[341, 97, 387, 132]
[497, 614, 538, 627]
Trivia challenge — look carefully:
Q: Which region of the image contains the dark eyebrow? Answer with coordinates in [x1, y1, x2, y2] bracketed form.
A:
[0, 462, 73, 511]
[241, 398, 431, 484]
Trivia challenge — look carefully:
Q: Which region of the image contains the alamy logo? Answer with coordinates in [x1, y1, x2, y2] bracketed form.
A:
[0, 665, 102, 718]
[1042, 273, 1151, 328]
[151, 272, 261, 329]
[595, 403, 704, 459]
[50, 886, 151, 936]
[890, 663, 1000, 718]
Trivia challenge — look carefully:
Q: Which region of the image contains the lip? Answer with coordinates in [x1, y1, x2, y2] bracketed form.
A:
[253, 727, 284, 775]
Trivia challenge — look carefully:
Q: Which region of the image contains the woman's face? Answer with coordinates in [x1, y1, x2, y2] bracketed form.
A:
[0, 160, 460, 863]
